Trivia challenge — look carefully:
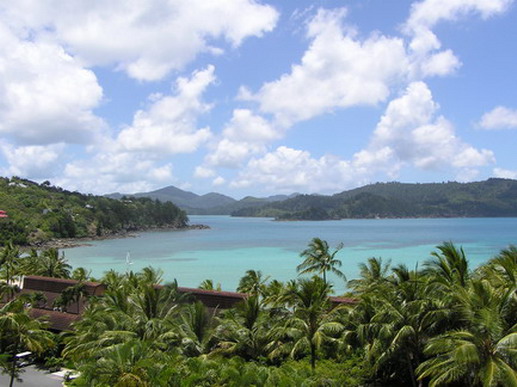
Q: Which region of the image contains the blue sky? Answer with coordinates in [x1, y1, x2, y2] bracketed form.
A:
[1, 0, 516, 198]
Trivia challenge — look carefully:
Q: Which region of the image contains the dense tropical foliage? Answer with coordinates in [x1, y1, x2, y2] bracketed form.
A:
[0, 238, 515, 386]
[0, 176, 189, 246]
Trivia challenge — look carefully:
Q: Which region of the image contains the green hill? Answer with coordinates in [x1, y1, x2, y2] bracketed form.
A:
[107, 185, 296, 215]
[0, 177, 188, 246]
[232, 179, 517, 220]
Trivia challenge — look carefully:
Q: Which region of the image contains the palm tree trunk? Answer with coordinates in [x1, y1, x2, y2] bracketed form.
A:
[9, 343, 19, 387]
[310, 342, 316, 372]
[406, 353, 417, 387]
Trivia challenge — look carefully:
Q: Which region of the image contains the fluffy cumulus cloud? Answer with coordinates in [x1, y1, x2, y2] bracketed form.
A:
[493, 167, 517, 179]
[2, 0, 278, 81]
[357, 81, 495, 173]
[116, 66, 215, 154]
[405, 0, 511, 53]
[241, 8, 409, 127]
[0, 143, 65, 179]
[56, 66, 219, 194]
[0, 25, 105, 146]
[403, 0, 511, 78]
[0, 1, 512, 195]
[194, 166, 216, 179]
[478, 106, 517, 129]
[420, 49, 461, 77]
[58, 152, 175, 195]
[204, 109, 279, 168]
[207, 3, 508, 193]
[232, 82, 495, 194]
[231, 146, 360, 193]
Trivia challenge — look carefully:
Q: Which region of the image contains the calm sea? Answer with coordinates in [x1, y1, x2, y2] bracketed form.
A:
[63, 216, 517, 293]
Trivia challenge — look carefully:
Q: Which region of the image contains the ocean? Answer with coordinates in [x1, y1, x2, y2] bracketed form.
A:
[63, 216, 517, 294]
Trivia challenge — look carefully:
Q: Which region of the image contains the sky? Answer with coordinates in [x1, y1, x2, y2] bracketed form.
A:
[0, 0, 517, 198]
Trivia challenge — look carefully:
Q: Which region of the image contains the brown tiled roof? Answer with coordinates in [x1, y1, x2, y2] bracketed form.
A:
[177, 287, 246, 309]
[19, 289, 87, 314]
[18, 275, 106, 330]
[29, 308, 81, 331]
[22, 275, 106, 296]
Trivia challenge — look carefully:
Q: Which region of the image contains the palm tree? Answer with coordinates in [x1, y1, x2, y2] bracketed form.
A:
[284, 277, 343, 371]
[71, 267, 92, 282]
[424, 241, 470, 288]
[478, 245, 517, 290]
[355, 265, 448, 387]
[178, 301, 217, 357]
[198, 279, 222, 291]
[417, 278, 517, 386]
[348, 257, 391, 294]
[298, 238, 346, 285]
[237, 269, 270, 296]
[128, 282, 186, 343]
[0, 299, 55, 387]
[0, 242, 21, 289]
[38, 248, 72, 278]
[54, 282, 89, 313]
[78, 339, 167, 386]
[137, 266, 163, 286]
[215, 295, 275, 361]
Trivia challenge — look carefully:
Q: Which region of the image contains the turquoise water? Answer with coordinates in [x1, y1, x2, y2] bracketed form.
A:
[63, 216, 517, 293]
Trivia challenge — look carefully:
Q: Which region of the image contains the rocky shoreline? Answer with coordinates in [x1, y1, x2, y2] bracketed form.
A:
[31, 224, 210, 250]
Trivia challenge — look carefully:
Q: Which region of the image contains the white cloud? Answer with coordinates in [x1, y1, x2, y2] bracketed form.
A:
[223, 109, 279, 143]
[493, 167, 517, 179]
[420, 50, 461, 77]
[231, 146, 361, 193]
[204, 109, 279, 169]
[213, 176, 226, 186]
[62, 66, 219, 193]
[479, 106, 517, 129]
[194, 166, 216, 179]
[0, 143, 65, 179]
[403, 0, 510, 78]
[206, 139, 265, 169]
[358, 81, 495, 173]
[404, 0, 511, 55]
[0, 25, 105, 146]
[406, 0, 511, 31]
[58, 152, 175, 195]
[2, 0, 279, 81]
[116, 66, 215, 154]
[241, 8, 409, 127]
[231, 82, 496, 194]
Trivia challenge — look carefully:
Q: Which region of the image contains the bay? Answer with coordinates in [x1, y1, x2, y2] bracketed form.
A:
[63, 216, 517, 293]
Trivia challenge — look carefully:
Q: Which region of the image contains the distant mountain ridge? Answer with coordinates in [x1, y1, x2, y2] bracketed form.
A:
[231, 178, 517, 220]
[109, 178, 517, 219]
[107, 186, 296, 214]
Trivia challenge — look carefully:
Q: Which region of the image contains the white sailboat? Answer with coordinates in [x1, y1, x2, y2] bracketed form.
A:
[125, 251, 133, 272]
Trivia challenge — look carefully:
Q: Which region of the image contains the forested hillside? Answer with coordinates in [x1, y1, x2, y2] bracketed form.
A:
[0, 177, 188, 246]
[232, 178, 517, 220]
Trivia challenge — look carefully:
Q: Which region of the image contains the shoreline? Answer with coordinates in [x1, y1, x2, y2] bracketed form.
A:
[29, 224, 210, 250]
